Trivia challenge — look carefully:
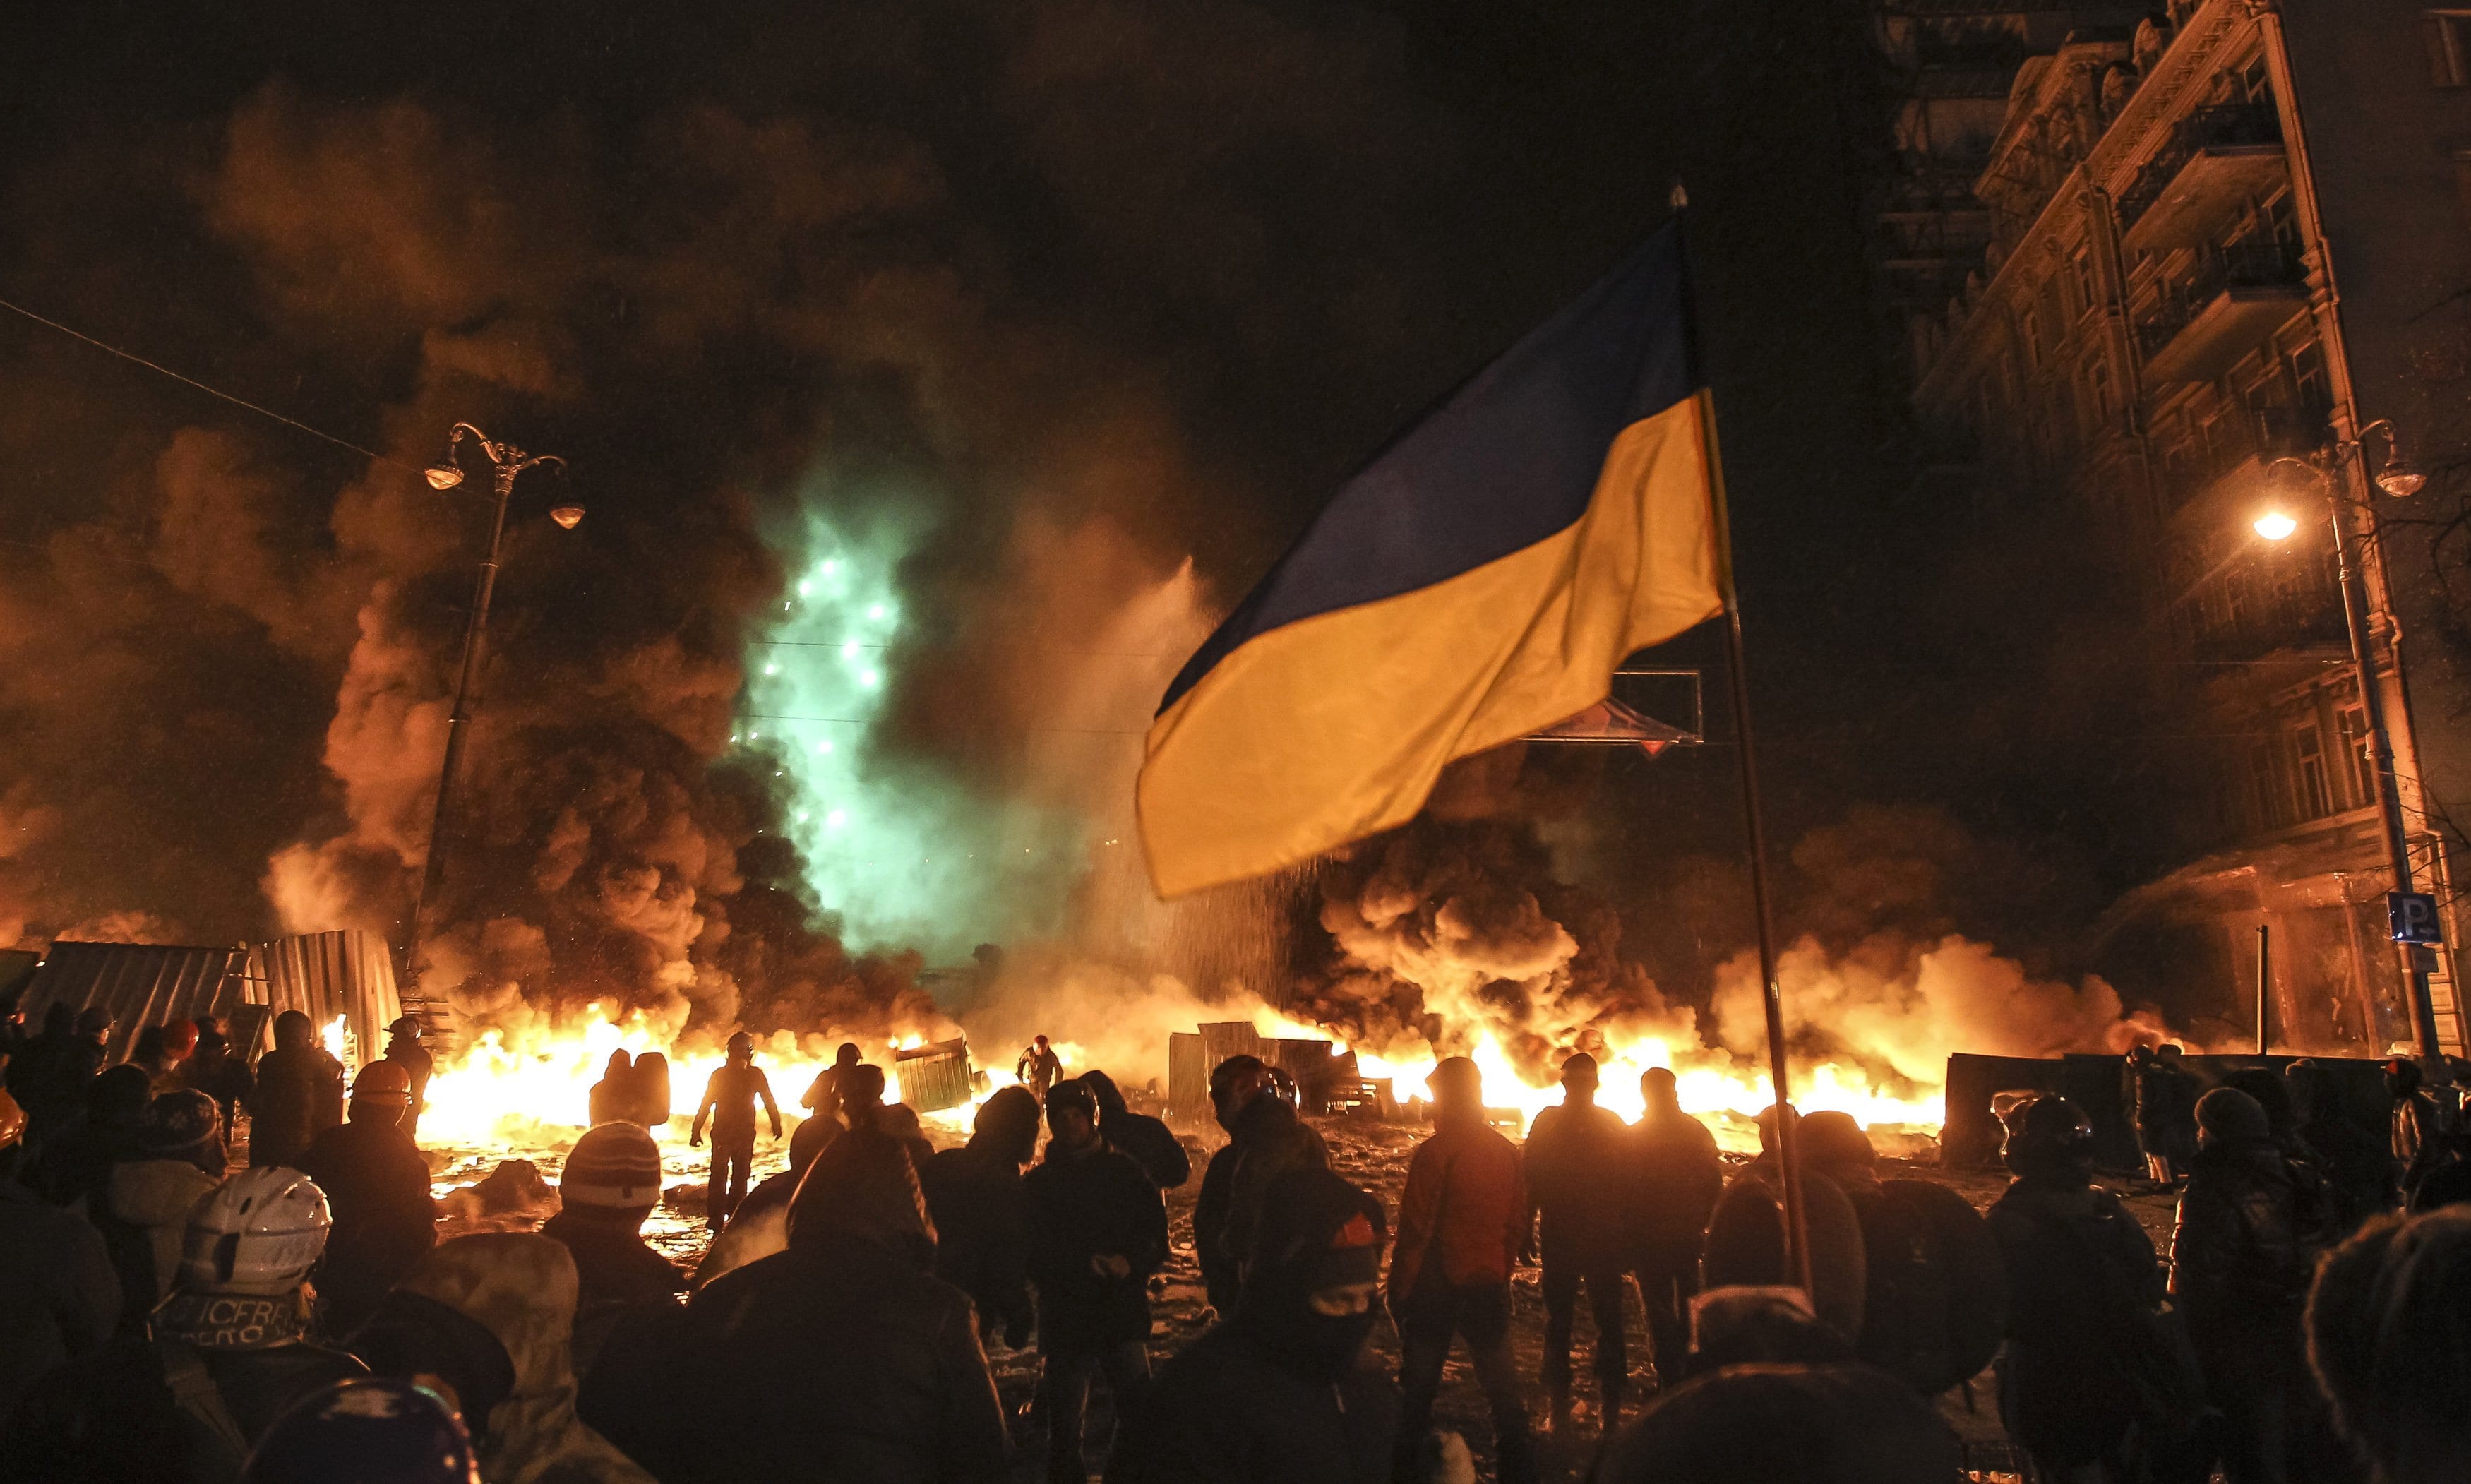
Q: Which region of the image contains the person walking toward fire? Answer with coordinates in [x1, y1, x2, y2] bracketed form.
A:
[1521, 1051, 1634, 1430]
[1027, 1077, 1168, 1484]
[1389, 1055, 1533, 1484]
[690, 1031, 781, 1231]
[1018, 1034, 1063, 1103]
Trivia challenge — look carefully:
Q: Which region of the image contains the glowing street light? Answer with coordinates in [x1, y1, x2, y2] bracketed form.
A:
[403, 423, 580, 985]
[2264, 417, 2445, 1061]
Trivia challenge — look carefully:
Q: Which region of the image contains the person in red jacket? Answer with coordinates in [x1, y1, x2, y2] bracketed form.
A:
[1389, 1056, 1533, 1484]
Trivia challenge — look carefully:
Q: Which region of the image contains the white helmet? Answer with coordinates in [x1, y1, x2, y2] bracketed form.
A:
[179, 1167, 333, 1295]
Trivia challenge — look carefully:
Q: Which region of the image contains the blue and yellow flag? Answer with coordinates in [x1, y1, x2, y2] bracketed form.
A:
[1137, 222, 1727, 897]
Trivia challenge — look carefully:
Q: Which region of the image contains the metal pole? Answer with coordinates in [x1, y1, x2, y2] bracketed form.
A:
[1696, 388, 1814, 1295]
[2256, 922, 2270, 1056]
[2326, 484, 2446, 1061]
[402, 462, 516, 985]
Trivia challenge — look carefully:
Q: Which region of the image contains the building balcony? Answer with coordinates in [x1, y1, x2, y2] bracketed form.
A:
[2136, 239, 2309, 384]
[2155, 405, 2328, 514]
[2118, 104, 2287, 254]
[2189, 605, 2346, 666]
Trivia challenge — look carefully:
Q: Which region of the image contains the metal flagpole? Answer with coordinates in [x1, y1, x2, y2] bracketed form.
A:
[1673, 184, 1814, 1295]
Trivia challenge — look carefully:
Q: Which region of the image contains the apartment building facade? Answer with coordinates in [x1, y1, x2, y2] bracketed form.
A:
[1880, 0, 2471, 1053]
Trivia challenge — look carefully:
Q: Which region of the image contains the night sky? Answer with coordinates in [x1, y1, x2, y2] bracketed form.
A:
[0, 2, 2158, 1027]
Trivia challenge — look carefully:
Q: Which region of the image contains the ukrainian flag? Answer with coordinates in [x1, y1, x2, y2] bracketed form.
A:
[1138, 222, 1728, 897]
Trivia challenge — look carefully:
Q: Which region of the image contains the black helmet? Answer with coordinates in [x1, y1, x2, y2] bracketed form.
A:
[2002, 1094, 2094, 1178]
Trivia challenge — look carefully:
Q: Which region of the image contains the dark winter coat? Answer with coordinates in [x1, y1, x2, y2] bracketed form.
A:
[0, 1180, 120, 1424]
[2170, 1139, 2310, 1368]
[1986, 1175, 2169, 1465]
[176, 1046, 253, 1137]
[1522, 1098, 1633, 1268]
[581, 1229, 1010, 1484]
[380, 1038, 433, 1139]
[1196, 1096, 1328, 1312]
[920, 1144, 1034, 1344]
[246, 1045, 344, 1170]
[1104, 1324, 1395, 1484]
[295, 1116, 437, 1328]
[540, 1210, 686, 1375]
[1832, 1168, 2007, 1394]
[0, 1334, 364, 1484]
[1702, 1159, 1868, 1345]
[1628, 1106, 1723, 1258]
[1026, 1139, 1168, 1353]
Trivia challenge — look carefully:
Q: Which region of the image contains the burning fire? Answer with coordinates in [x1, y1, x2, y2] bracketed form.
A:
[1243, 1009, 1942, 1153]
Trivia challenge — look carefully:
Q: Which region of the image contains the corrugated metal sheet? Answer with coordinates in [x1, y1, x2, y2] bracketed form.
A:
[249, 930, 402, 1075]
[1197, 1022, 1262, 1079]
[18, 942, 258, 1062]
[893, 1037, 974, 1113]
[1167, 1032, 1207, 1114]
[0, 949, 39, 1007]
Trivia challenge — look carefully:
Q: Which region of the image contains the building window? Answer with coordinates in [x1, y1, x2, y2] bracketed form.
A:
[2338, 705, 2375, 805]
[2427, 13, 2471, 88]
[2296, 724, 2332, 819]
[2290, 341, 2331, 419]
[2021, 309, 2041, 369]
[2073, 245, 2100, 316]
[2088, 360, 2114, 429]
[2251, 739, 2290, 831]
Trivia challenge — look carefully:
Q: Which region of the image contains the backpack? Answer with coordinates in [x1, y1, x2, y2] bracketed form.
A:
[1854, 1180, 2008, 1394]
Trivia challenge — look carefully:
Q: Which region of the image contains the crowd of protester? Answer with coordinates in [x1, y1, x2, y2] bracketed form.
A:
[5, 999, 2471, 1483]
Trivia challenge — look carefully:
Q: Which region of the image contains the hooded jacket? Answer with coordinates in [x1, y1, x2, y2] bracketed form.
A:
[2170, 1138, 2310, 1352]
[581, 1132, 1009, 1483]
[919, 1089, 1036, 1344]
[392, 1234, 654, 1484]
[1107, 1168, 1396, 1484]
[1082, 1071, 1192, 1191]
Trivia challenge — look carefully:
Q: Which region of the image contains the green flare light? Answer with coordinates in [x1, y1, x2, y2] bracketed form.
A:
[741, 505, 1078, 961]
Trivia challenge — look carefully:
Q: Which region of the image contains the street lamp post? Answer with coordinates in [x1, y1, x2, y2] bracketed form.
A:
[401, 423, 584, 987]
[2259, 420, 2444, 1060]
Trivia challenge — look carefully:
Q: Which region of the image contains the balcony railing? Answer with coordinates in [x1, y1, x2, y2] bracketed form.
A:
[2118, 104, 2284, 235]
[2156, 403, 2328, 512]
[2135, 239, 2308, 380]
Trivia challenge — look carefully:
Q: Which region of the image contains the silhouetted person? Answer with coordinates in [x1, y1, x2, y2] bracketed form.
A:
[802, 1041, 863, 1120]
[542, 1120, 686, 1374]
[796, 1060, 891, 1171]
[1107, 1166, 1396, 1484]
[2307, 1207, 2471, 1483]
[1680, 1286, 1853, 1377]
[248, 1010, 343, 1170]
[588, 1049, 635, 1127]
[24, 1062, 149, 1209]
[1521, 1052, 1632, 1427]
[1390, 1056, 1531, 1484]
[690, 1031, 780, 1231]
[2, 1167, 364, 1484]
[0, 1087, 120, 1424]
[1082, 1068, 1191, 1191]
[2174, 1087, 2309, 1484]
[921, 1084, 1040, 1349]
[130, 1025, 178, 1092]
[2286, 1058, 2395, 1231]
[178, 1017, 252, 1151]
[1027, 1077, 1167, 1484]
[93, 1090, 223, 1334]
[2147, 1044, 2202, 1183]
[1702, 1107, 1867, 1344]
[24, 1007, 113, 1140]
[379, 1017, 433, 1142]
[297, 1061, 436, 1335]
[1985, 1095, 2178, 1482]
[2386, 1057, 2453, 1206]
[1196, 1055, 1329, 1316]
[1800, 1110, 2005, 1398]
[1591, 1363, 1962, 1484]
[1018, 1035, 1063, 1102]
[882, 1099, 937, 1172]
[580, 1127, 1009, 1483]
[1628, 1066, 1722, 1384]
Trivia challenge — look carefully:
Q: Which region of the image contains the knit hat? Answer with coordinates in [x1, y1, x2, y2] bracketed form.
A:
[140, 1089, 224, 1159]
[2196, 1086, 2271, 1147]
[561, 1122, 664, 1209]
